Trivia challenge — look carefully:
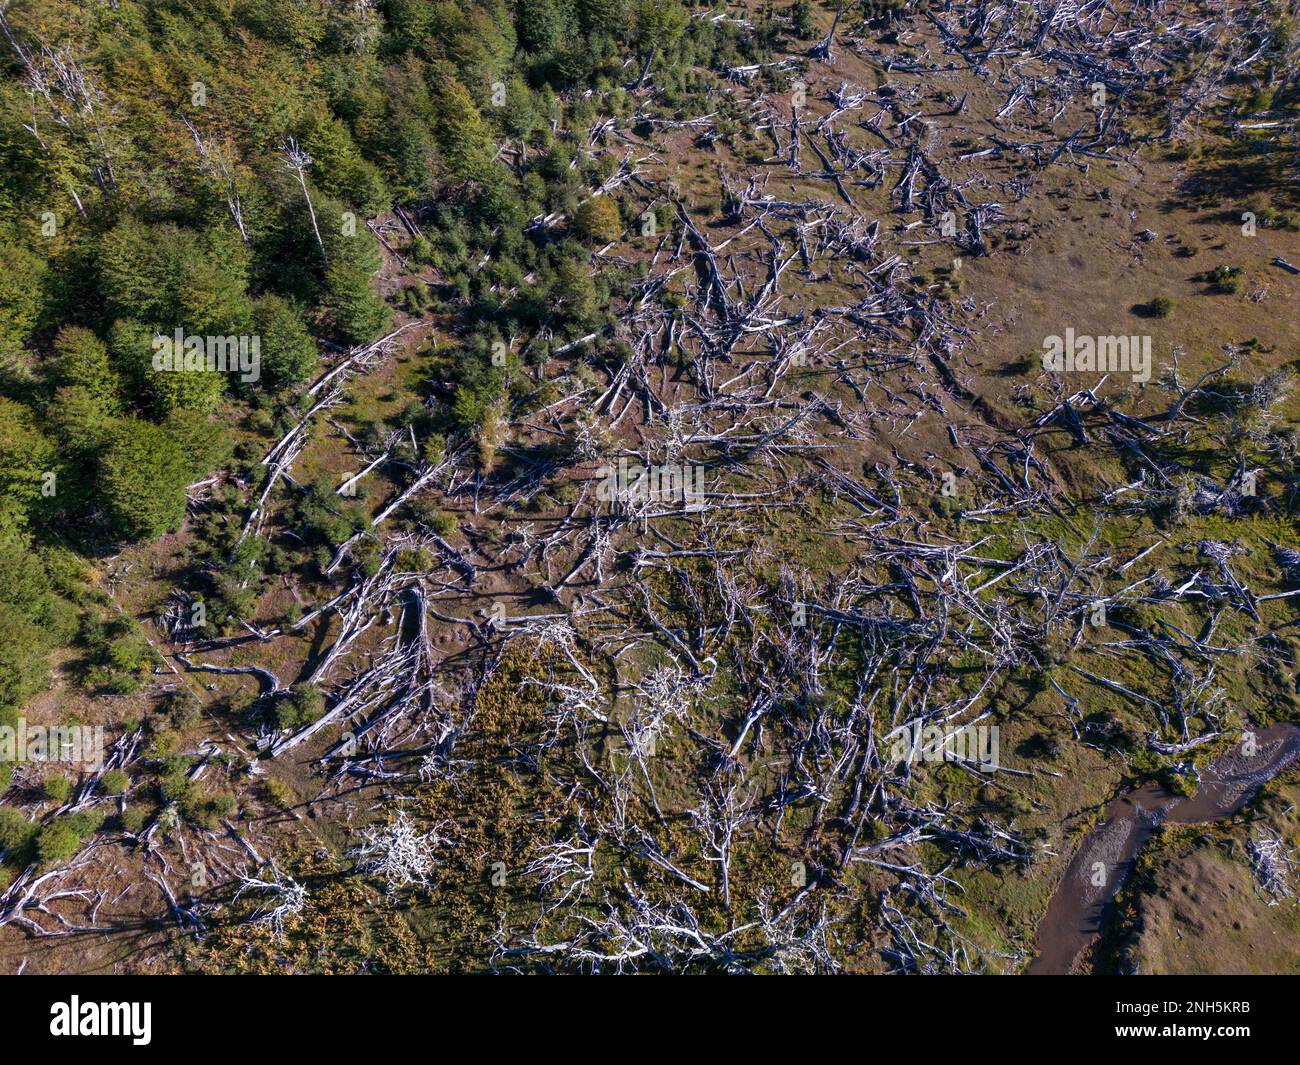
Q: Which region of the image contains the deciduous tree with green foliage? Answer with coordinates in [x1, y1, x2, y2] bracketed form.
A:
[253, 294, 319, 390]
[98, 419, 191, 541]
[574, 195, 622, 243]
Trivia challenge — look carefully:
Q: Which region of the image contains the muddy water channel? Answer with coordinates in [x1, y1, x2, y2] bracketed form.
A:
[1027, 724, 1300, 974]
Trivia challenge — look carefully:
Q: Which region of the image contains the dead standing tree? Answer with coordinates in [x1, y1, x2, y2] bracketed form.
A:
[282, 135, 328, 265]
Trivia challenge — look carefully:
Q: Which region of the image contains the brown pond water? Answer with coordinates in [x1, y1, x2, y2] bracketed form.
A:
[1026, 723, 1300, 975]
